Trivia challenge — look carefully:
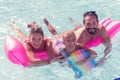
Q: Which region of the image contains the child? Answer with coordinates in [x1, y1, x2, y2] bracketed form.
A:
[43, 19, 97, 64]
[54, 30, 97, 64]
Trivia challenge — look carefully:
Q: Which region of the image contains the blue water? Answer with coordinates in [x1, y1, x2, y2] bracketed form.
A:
[0, 0, 120, 80]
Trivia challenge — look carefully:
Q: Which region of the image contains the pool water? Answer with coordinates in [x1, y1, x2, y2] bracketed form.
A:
[0, 0, 120, 80]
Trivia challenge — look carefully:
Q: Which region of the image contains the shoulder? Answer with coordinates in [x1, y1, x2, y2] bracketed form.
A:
[74, 27, 85, 37]
[97, 25, 109, 37]
[74, 27, 85, 33]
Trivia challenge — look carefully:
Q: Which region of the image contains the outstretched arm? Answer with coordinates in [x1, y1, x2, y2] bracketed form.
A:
[43, 18, 58, 35]
[68, 17, 82, 29]
[10, 22, 28, 41]
[23, 43, 50, 66]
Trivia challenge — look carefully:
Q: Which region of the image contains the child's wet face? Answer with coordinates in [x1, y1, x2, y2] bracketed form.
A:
[63, 32, 76, 53]
[29, 33, 43, 49]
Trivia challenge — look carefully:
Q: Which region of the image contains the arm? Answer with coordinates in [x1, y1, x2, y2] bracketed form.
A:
[43, 18, 58, 35]
[10, 22, 28, 41]
[45, 40, 56, 61]
[23, 43, 50, 66]
[101, 27, 112, 56]
[79, 44, 97, 57]
[68, 17, 82, 29]
[77, 44, 97, 65]
[49, 39, 66, 62]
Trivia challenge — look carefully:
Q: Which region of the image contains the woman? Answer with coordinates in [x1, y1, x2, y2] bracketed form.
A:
[10, 22, 55, 66]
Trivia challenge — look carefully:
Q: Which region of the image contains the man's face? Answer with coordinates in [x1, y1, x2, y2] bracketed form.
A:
[84, 15, 98, 35]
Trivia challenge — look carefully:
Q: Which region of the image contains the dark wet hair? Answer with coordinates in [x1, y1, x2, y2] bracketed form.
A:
[83, 11, 98, 24]
[27, 22, 44, 36]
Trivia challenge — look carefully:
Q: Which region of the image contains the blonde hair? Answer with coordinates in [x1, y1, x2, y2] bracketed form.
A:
[62, 30, 76, 40]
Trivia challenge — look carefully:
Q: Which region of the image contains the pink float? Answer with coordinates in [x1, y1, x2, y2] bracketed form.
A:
[4, 36, 48, 67]
[85, 18, 120, 47]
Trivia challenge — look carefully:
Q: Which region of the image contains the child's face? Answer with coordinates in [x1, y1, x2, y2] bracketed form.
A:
[29, 33, 43, 49]
[63, 32, 76, 53]
[84, 15, 98, 35]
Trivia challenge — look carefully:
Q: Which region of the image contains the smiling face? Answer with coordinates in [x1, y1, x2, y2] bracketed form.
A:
[83, 11, 99, 35]
[29, 33, 43, 49]
[28, 26, 44, 49]
[62, 30, 76, 54]
[84, 15, 98, 35]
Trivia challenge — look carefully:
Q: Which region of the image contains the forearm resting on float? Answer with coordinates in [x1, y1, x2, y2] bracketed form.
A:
[27, 52, 50, 65]
[77, 55, 95, 65]
[77, 45, 97, 65]
[79, 44, 97, 57]
[24, 44, 50, 65]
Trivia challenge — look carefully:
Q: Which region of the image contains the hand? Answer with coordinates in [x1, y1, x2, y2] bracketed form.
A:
[88, 50, 97, 58]
[43, 18, 49, 26]
[97, 55, 111, 66]
[27, 21, 36, 27]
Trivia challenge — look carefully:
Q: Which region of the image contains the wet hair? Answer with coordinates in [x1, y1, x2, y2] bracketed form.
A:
[62, 30, 76, 41]
[83, 11, 98, 24]
[27, 22, 44, 36]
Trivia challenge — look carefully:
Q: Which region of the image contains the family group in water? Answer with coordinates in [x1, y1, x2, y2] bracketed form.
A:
[10, 11, 112, 67]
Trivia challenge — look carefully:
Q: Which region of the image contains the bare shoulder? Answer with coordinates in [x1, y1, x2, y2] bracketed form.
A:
[98, 25, 108, 36]
[74, 27, 85, 39]
[74, 27, 85, 34]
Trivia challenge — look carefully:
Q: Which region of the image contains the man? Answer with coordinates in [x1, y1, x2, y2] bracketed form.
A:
[74, 11, 112, 58]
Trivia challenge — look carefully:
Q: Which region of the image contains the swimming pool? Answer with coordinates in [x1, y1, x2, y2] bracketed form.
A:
[0, 0, 120, 80]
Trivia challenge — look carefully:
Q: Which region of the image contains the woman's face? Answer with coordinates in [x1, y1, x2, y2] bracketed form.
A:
[29, 33, 43, 49]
